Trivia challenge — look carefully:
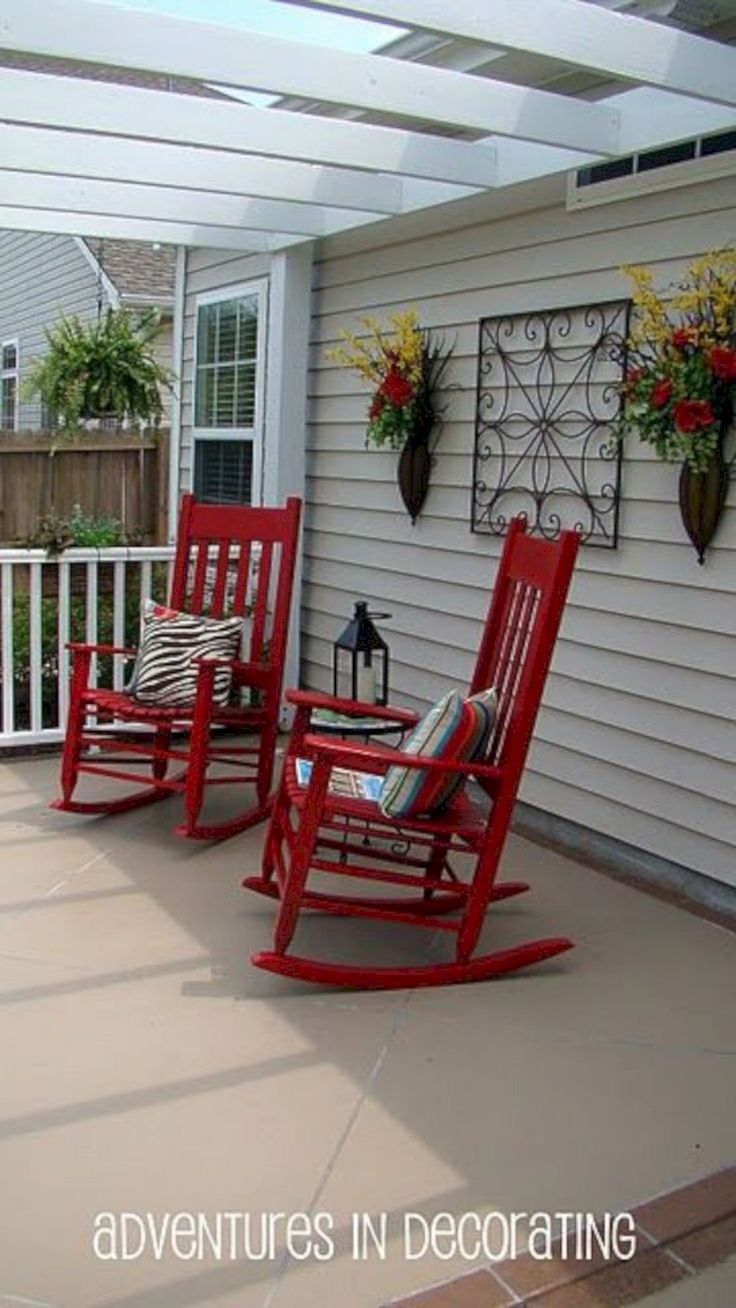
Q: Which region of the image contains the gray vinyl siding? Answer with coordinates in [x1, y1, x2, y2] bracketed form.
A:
[302, 173, 736, 888]
[0, 231, 103, 430]
[178, 247, 272, 498]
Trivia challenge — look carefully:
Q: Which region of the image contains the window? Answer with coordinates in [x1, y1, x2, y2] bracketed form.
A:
[192, 284, 265, 505]
[1, 339, 19, 431]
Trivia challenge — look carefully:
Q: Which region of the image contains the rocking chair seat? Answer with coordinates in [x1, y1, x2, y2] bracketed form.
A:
[284, 753, 488, 841]
[83, 687, 268, 728]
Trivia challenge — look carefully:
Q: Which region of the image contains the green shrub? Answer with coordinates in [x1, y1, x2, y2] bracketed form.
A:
[28, 505, 129, 556]
[9, 562, 169, 730]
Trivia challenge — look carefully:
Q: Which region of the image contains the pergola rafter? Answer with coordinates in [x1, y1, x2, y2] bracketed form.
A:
[291, 0, 736, 110]
[0, 67, 500, 189]
[0, 123, 406, 215]
[0, 0, 732, 249]
[0, 0, 620, 154]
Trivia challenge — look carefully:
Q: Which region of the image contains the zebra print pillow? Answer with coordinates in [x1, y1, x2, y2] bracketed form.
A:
[127, 600, 243, 709]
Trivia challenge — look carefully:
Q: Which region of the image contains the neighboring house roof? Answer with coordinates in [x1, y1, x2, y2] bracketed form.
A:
[81, 239, 176, 307]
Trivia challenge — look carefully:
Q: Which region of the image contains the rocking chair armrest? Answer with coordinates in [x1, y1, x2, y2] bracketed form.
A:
[189, 655, 272, 690]
[67, 642, 138, 658]
[301, 732, 503, 781]
[287, 688, 420, 727]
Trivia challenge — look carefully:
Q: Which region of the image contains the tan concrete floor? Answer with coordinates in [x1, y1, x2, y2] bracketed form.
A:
[0, 755, 734, 1308]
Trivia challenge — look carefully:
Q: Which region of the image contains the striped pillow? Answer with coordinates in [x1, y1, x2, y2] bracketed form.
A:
[127, 600, 243, 709]
[380, 687, 497, 820]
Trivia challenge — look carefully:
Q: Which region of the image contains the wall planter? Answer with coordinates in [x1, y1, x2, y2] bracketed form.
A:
[328, 310, 452, 524]
[678, 408, 732, 564]
[620, 251, 735, 565]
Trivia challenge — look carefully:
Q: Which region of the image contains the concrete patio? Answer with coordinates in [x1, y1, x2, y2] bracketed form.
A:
[0, 754, 734, 1308]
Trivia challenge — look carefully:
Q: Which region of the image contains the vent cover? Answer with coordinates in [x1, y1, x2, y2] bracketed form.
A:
[568, 128, 736, 208]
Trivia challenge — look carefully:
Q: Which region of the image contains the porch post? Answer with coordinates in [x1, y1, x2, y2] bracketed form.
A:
[262, 241, 314, 705]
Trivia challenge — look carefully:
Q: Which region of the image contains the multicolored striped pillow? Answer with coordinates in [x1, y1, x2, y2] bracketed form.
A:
[380, 687, 497, 820]
[127, 600, 243, 709]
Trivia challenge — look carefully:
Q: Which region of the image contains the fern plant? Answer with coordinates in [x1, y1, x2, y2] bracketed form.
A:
[25, 309, 173, 435]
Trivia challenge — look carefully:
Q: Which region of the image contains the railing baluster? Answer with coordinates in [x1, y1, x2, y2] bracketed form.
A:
[1, 561, 14, 737]
[86, 558, 99, 688]
[140, 559, 153, 610]
[113, 560, 126, 691]
[29, 561, 43, 733]
[0, 545, 174, 748]
[58, 560, 71, 729]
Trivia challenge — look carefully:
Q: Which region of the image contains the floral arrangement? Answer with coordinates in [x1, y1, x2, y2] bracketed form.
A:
[620, 250, 735, 474]
[328, 309, 452, 450]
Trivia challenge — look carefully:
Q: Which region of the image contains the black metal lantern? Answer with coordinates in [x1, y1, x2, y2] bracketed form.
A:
[333, 602, 391, 704]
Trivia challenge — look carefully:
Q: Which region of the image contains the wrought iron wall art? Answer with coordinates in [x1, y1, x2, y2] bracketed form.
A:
[472, 301, 630, 546]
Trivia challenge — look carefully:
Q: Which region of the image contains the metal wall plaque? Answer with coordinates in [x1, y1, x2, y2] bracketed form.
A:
[472, 301, 629, 546]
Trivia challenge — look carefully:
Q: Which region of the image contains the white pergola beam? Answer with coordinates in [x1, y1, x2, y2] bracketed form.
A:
[0, 0, 619, 153]
[0, 122, 405, 215]
[0, 67, 498, 189]
[289, 0, 736, 110]
[614, 86, 736, 155]
[0, 207, 291, 252]
[0, 171, 369, 235]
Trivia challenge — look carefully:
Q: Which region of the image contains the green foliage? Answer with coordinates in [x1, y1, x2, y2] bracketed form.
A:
[28, 505, 129, 556]
[11, 563, 169, 730]
[24, 309, 173, 436]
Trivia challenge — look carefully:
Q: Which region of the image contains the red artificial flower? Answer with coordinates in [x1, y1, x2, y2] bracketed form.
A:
[380, 367, 414, 408]
[369, 392, 385, 421]
[674, 398, 715, 434]
[625, 367, 646, 395]
[709, 346, 736, 383]
[650, 378, 673, 409]
[672, 327, 698, 350]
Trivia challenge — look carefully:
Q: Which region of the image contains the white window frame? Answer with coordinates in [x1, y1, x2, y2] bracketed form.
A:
[191, 279, 268, 506]
[1, 337, 19, 432]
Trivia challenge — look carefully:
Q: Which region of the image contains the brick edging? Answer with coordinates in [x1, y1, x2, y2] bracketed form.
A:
[385, 1164, 736, 1307]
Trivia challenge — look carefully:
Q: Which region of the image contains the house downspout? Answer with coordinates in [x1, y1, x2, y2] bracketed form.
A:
[167, 245, 187, 543]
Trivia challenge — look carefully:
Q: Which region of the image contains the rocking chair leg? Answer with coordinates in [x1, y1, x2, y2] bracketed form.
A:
[261, 786, 286, 883]
[59, 710, 83, 804]
[152, 727, 172, 781]
[273, 757, 331, 952]
[256, 720, 278, 809]
[180, 664, 214, 838]
[423, 838, 450, 902]
[59, 657, 91, 803]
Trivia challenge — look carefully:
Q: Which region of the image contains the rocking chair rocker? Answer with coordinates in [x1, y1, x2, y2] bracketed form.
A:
[53, 494, 302, 840]
[244, 517, 579, 987]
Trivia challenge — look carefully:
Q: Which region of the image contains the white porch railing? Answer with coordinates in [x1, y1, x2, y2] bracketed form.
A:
[0, 546, 175, 748]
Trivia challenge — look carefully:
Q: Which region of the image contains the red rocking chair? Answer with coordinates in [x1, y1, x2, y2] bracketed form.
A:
[53, 494, 302, 840]
[244, 517, 579, 987]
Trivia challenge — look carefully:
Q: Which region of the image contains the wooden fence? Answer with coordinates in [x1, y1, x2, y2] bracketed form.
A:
[0, 429, 169, 544]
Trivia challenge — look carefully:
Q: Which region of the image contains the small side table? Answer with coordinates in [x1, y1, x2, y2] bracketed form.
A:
[309, 707, 406, 741]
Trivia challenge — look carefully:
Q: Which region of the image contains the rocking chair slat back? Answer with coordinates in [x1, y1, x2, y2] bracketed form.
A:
[189, 539, 212, 613]
[210, 540, 232, 617]
[251, 540, 273, 665]
[168, 496, 301, 674]
[232, 541, 253, 615]
[470, 520, 579, 781]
